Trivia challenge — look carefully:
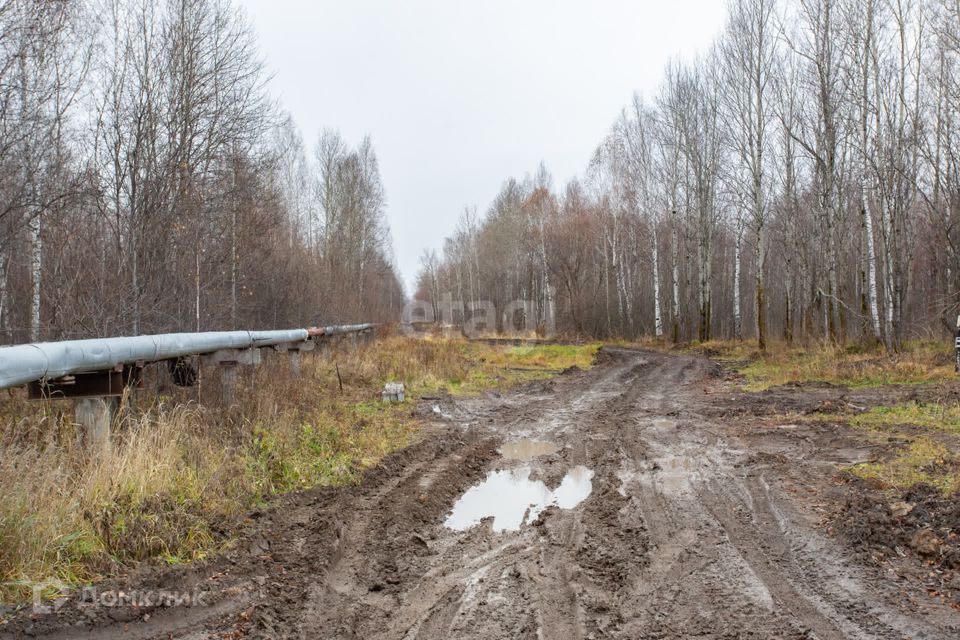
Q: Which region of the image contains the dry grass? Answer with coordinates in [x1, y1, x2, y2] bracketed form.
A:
[795, 412, 960, 497]
[0, 405, 240, 596]
[849, 437, 960, 495]
[0, 336, 598, 601]
[828, 402, 960, 494]
[684, 339, 955, 391]
[440, 342, 600, 395]
[848, 402, 960, 436]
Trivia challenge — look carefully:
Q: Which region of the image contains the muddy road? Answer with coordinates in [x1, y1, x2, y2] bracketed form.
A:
[8, 348, 959, 639]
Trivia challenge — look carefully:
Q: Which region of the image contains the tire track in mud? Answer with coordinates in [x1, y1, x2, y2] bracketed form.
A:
[6, 348, 959, 639]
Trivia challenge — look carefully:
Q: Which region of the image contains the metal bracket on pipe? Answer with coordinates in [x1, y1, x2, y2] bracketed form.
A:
[270, 340, 315, 353]
[28, 363, 144, 400]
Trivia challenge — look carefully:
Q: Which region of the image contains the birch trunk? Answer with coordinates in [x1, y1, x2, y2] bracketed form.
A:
[231, 200, 238, 330]
[733, 219, 743, 340]
[671, 211, 680, 342]
[615, 245, 630, 335]
[861, 193, 881, 341]
[539, 219, 554, 331]
[20, 44, 41, 342]
[755, 219, 766, 352]
[652, 225, 663, 338]
[825, 189, 840, 341]
[30, 212, 41, 341]
[881, 199, 896, 351]
[623, 244, 634, 331]
[195, 238, 201, 332]
[698, 214, 711, 342]
[858, 0, 882, 342]
[0, 252, 7, 336]
[604, 232, 612, 334]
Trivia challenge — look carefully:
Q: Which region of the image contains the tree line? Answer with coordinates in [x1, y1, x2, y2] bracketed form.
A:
[0, 0, 404, 344]
[417, 0, 960, 351]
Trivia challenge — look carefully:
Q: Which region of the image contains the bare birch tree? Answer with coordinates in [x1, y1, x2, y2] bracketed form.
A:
[719, 0, 777, 350]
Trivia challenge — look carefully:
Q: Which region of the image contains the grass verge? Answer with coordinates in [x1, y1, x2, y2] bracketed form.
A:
[680, 340, 960, 495]
[824, 401, 960, 495]
[685, 339, 955, 391]
[849, 437, 960, 495]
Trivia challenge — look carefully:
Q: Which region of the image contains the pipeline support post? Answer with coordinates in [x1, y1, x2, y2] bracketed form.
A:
[221, 364, 238, 405]
[290, 340, 314, 378]
[28, 365, 142, 458]
[75, 397, 116, 457]
[289, 351, 302, 378]
[202, 348, 261, 406]
[273, 340, 314, 379]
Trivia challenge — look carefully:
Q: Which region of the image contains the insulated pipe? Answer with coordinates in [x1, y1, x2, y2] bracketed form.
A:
[0, 323, 378, 390]
[0, 329, 310, 390]
[316, 323, 375, 336]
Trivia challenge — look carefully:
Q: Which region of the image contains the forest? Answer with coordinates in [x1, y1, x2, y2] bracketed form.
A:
[0, 0, 405, 344]
[417, 0, 960, 351]
[2, 2, 960, 635]
[2, 0, 959, 352]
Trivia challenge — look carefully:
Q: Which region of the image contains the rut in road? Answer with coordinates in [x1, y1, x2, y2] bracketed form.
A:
[8, 348, 958, 639]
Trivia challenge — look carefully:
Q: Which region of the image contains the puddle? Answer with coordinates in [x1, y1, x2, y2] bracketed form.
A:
[432, 405, 454, 420]
[499, 439, 559, 461]
[445, 466, 594, 532]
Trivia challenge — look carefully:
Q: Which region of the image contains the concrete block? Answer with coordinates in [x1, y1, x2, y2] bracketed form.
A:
[382, 382, 405, 402]
[289, 351, 302, 378]
[221, 364, 239, 406]
[76, 397, 116, 457]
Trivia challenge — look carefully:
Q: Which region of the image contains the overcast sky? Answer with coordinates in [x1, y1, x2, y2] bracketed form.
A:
[236, 0, 728, 293]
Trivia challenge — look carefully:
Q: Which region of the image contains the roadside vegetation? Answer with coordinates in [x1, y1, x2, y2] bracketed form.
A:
[686, 339, 955, 391]
[850, 436, 960, 495]
[682, 338, 960, 496]
[826, 403, 960, 495]
[0, 336, 598, 601]
[849, 403, 960, 436]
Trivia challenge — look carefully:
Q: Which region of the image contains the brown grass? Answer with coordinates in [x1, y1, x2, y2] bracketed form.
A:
[676, 339, 955, 391]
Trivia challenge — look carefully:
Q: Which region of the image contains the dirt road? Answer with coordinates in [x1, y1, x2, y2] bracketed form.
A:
[8, 348, 959, 639]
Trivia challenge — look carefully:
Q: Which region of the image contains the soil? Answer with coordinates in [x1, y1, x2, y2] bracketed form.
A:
[4, 348, 959, 639]
[830, 477, 960, 599]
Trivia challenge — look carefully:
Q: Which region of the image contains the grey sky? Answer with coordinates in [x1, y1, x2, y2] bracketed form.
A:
[237, 0, 728, 293]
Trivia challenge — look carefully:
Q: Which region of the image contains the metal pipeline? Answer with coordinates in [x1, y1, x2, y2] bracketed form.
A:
[0, 324, 375, 390]
[316, 323, 376, 336]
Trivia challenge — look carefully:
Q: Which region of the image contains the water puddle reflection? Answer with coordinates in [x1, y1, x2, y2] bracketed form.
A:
[499, 439, 559, 461]
[445, 466, 594, 532]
